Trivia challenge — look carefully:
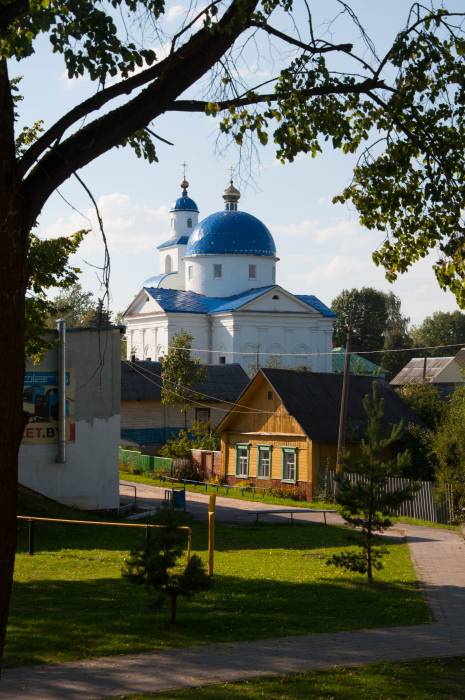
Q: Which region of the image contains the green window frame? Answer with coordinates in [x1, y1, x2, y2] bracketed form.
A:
[257, 445, 272, 479]
[235, 444, 249, 478]
[282, 447, 297, 484]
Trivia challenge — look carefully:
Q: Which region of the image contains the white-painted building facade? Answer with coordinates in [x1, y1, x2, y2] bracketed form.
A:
[124, 177, 335, 374]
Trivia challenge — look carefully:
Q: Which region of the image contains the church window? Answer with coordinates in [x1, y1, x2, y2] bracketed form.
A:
[187, 218, 192, 228]
[219, 355, 226, 365]
[248, 264, 256, 279]
[188, 265, 193, 280]
[272, 266, 276, 282]
[214, 264, 222, 278]
[272, 294, 280, 300]
[165, 255, 172, 273]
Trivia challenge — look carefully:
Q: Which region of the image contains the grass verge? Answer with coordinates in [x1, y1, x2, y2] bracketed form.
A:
[111, 657, 465, 699]
[7, 490, 428, 669]
[119, 470, 334, 510]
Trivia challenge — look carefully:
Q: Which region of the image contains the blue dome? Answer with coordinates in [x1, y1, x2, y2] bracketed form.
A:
[186, 210, 276, 257]
[170, 196, 199, 213]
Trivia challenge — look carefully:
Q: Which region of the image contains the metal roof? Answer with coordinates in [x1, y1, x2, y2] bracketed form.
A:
[390, 356, 454, 385]
[170, 196, 199, 213]
[332, 347, 387, 378]
[157, 235, 189, 250]
[259, 369, 422, 443]
[142, 272, 176, 288]
[186, 210, 276, 257]
[144, 285, 335, 317]
[121, 361, 249, 403]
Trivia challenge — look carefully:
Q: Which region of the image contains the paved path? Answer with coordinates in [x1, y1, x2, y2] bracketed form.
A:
[1, 502, 465, 699]
[120, 480, 341, 526]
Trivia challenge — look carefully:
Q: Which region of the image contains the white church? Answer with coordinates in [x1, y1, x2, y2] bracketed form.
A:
[123, 176, 335, 374]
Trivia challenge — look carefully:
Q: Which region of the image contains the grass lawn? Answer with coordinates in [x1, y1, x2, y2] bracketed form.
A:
[110, 657, 465, 700]
[6, 488, 428, 669]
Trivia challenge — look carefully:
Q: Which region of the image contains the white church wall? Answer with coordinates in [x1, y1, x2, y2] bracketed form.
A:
[167, 313, 210, 364]
[230, 313, 333, 374]
[126, 316, 169, 360]
[184, 254, 276, 297]
[211, 315, 235, 364]
[172, 209, 198, 237]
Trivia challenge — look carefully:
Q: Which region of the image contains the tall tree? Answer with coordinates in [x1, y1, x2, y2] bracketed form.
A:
[411, 311, 465, 357]
[49, 282, 96, 328]
[331, 287, 410, 370]
[160, 330, 206, 429]
[1, 0, 464, 662]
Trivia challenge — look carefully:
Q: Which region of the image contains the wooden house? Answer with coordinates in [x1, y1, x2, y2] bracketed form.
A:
[217, 368, 420, 500]
[121, 361, 248, 450]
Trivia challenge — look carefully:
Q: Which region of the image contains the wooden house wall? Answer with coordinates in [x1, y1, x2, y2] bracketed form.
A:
[122, 400, 227, 429]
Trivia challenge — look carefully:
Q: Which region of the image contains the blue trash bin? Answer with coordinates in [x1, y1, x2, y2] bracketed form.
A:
[172, 488, 186, 510]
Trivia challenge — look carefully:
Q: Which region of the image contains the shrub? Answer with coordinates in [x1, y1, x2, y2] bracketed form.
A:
[269, 486, 305, 501]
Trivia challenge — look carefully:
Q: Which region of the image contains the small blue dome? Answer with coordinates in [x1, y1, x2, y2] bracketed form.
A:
[170, 196, 199, 213]
[186, 210, 276, 257]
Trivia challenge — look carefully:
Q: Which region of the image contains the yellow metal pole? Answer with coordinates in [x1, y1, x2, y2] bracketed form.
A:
[208, 494, 216, 576]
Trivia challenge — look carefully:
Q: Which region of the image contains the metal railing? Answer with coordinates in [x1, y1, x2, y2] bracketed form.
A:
[159, 475, 272, 499]
[17, 515, 192, 559]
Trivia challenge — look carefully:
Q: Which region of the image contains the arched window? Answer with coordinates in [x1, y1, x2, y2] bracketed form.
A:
[165, 255, 172, 273]
[187, 217, 192, 228]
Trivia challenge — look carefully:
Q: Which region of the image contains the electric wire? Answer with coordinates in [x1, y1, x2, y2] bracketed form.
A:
[124, 360, 275, 415]
[124, 359, 269, 414]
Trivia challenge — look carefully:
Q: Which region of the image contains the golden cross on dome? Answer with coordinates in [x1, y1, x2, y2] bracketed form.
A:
[229, 165, 234, 183]
[182, 161, 188, 179]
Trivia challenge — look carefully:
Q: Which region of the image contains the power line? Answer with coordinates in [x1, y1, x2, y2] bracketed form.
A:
[131, 340, 465, 359]
[125, 360, 267, 414]
[124, 360, 274, 415]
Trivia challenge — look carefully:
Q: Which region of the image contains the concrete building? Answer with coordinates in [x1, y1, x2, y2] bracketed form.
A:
[123, 176, 335, 374]
[390, 348, 465, 396]
[19, 326, 121, 510]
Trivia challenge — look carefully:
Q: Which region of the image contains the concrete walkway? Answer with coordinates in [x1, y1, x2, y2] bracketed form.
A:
[120, 480, 341, 525]
[1, 506, 465, 698]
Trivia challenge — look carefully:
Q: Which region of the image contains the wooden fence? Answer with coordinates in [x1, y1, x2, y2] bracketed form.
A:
[321, 470, 454, 524]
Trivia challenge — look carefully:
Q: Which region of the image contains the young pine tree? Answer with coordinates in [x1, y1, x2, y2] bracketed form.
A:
[328, 383, 414, 582]
[122, 517, 210, 624]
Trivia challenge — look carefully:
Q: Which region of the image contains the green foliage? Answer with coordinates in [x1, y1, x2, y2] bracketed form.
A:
[49, 282, 96, 328]
[122, 517, 210, 624]
[411, 311, 465, 356]
[160, 421, 219, 460]
[331, 288, 410, 372]
[398, 383, 446, 430]
[1, 0, 162, 81]
[160, 331, 207, 425]
[218, 9, 465, 306]
[25, 232, 87, 361]
[432, 386, 465, 520]
[328, 383, 414, 581]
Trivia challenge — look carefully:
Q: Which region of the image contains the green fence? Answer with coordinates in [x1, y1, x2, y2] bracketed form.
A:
[119, 448, 172, 474]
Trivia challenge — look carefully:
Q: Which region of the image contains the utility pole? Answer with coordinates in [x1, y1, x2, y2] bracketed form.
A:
[422, 353, 427, 381]
[256, 344, 260, 373]
[336, 324, 352, 483]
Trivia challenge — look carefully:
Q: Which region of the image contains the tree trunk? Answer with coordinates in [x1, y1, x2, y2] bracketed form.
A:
[0, 58, 29, 667]
[0, 209, 28, 666]
[170, 593, 177, 625]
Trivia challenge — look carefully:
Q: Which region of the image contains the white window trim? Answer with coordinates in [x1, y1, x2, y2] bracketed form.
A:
[235, 444, 249, 478]
[282, 448, 297, 484]
[257, 445, 271, 479]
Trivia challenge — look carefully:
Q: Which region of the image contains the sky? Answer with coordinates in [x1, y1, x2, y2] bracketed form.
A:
[12, 0, 462, 325]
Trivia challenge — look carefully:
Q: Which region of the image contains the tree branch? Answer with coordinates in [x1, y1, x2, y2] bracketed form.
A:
[22, 0, 260, 219]
[166, 78, 385, 111]
[250, 20, 353, 55]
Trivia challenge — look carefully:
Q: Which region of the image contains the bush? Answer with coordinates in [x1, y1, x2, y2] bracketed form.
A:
[269, 486, 305, 501]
